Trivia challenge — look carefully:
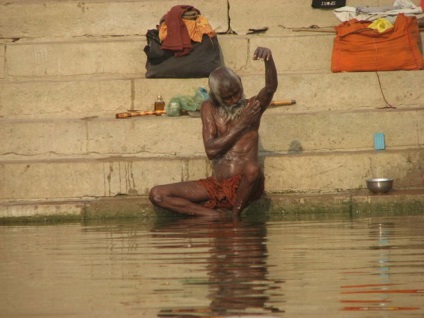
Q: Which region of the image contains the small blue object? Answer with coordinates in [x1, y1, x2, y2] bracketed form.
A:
[374, 133, 385, 150]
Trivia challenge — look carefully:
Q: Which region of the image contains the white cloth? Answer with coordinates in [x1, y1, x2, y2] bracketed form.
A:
[333, 0, 423, 22]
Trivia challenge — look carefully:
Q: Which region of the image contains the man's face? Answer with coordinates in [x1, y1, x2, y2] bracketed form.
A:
[219, 82, 243, 108]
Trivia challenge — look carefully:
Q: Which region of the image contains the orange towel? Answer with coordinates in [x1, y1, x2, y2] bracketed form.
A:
[331, 14, 423, 72]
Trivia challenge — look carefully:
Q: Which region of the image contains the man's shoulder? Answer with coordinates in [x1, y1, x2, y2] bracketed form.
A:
[201, 99, 215, 113]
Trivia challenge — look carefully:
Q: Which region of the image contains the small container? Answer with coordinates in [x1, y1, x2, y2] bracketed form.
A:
[374, 133, 385, 150]
[366, 178, 393, 194]
[154, 95, 165, 111]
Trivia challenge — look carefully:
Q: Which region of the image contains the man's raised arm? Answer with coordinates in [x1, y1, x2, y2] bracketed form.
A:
[253, 47, 278, 111]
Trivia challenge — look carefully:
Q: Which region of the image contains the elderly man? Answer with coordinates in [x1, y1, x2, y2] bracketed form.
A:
[149, 47, 278, 217]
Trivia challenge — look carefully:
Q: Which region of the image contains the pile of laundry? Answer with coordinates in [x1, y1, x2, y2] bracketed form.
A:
[158, 5, 216, 57]
[144, 5, 224, 78]
[333, 0, 424, 22]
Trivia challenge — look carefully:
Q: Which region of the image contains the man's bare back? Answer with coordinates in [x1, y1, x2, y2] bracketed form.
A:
[149, 47, 278, 218]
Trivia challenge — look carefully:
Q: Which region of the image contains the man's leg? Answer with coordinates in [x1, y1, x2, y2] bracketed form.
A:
[149, 181, 223, 217]
[232, 162, 264, 216]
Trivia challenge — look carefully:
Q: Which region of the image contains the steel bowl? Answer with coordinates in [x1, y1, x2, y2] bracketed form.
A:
[366, 178, 393, 194]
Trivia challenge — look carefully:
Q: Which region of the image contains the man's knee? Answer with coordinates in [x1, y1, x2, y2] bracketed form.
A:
[149, 186, 164, 206]
[243, 162, 262, 182]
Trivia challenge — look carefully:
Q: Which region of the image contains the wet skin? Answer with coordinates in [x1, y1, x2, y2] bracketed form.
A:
[149, 47, 278, 218]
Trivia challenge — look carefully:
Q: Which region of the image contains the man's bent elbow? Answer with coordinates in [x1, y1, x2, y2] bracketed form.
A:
[205, 149, 219, 161]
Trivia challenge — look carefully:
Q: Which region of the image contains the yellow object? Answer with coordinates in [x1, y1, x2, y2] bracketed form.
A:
[159, 15, 216, 43]
[368, 18, 394, 33]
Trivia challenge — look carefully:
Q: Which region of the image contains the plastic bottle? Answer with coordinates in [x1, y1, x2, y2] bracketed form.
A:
[154, 95, 165, 111]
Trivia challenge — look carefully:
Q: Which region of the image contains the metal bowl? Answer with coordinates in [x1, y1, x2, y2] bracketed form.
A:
[366, 178, 393, 194]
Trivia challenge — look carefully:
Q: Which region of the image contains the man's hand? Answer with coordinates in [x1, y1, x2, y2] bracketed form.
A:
[238, 99, 261, 127]
[253, 47, 272, 61]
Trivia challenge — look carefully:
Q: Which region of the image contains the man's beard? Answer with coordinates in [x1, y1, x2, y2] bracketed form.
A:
[219, 98, 247, 123]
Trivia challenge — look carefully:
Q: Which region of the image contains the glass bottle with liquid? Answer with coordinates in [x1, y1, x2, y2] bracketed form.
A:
[154, 95, 165, 112]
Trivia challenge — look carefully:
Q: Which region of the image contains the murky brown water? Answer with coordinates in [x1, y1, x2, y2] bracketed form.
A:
[1, 212, 423, 318]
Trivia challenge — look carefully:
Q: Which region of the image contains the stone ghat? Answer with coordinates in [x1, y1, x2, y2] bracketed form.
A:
[1, 0, 423, 219]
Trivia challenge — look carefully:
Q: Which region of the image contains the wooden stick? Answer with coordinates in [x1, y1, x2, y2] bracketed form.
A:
[291, 28, 336, 33]
[115, 110, 166, 119]
[115, 100, 296, 118]
[270, 99, 296, 106]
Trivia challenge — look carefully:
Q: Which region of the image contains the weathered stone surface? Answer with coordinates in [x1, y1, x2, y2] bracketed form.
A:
[218, 36, 250, 72]
[0, 201, 84, 218]
[0, 80, 131, 119]
[2, 35, 336, 78]
[228, 0, 419, 35]
[0, 44, 4, 79]
[1, 149, 423, 201]
[2, 189, 424, 221]
[85, 116, 205, 157]
[0, 1, 228, 38]
[378, 70, 424, 108]
[0, 119, 88, 157]
[0, 157, 210, 200]
[1, 108, 422, 159]
[1, 0, 423, 219]
[247, 35, 334, 73]
[263, 149, 424, 193]
[7, 39, 146, 77]
[229, 0, 340, 35]
[3, 70, 424, 119]
[5, 32, 424, 80]
[260, 109, 424, 153]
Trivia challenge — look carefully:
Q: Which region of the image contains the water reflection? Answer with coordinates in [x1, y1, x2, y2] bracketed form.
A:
[1, 214, 423, 318]
[340, 219, 423, 313]
[151, 216, 284, 317]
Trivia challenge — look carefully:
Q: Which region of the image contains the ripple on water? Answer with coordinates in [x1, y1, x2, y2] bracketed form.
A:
[0, 214, 423, 317]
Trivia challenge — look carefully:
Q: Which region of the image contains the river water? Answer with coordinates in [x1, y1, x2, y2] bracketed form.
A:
[1, 212, 423, 317]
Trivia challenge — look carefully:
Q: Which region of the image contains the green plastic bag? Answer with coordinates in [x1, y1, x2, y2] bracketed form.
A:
[166, 87, 209, 116]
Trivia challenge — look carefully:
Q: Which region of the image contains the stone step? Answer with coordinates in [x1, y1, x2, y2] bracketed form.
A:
[1, 148, 423, 201]
[3, 34, 335, 79]
[2, 0, 415, 39]
[1, 0, 424, 218]
[4, 32, 424, 81]
[1, 108, 423, 159]
[2, 70, 424, 119]
[0, 0, 229, 39]
[3, 188, 424, 220]
[1, 0, 396, 39]
[2, 188, 424, 220]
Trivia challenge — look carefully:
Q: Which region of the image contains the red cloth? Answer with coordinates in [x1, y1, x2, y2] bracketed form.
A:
[160, 5, 199, 57]
[196, 175, 264, 210]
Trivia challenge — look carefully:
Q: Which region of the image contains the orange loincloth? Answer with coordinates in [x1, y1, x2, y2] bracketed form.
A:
[196, 175, 264, 210]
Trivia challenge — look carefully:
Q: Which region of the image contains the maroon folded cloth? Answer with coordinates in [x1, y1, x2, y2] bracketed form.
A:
[160, 5, 200, 56]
